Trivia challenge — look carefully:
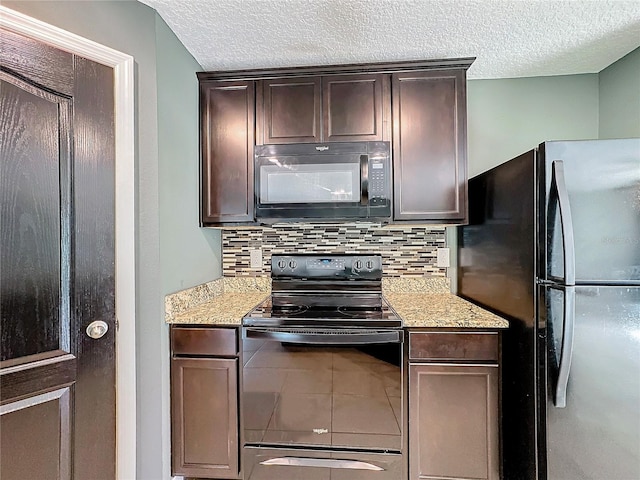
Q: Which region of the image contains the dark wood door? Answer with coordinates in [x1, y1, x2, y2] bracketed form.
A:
[392, 70, 468, 222]
[259, 76, 321, 144]
[408, 364, 499, 480]
[0, 28, 116, 480]
[201, 80, 255, 224]
[323, 73, 387, 142]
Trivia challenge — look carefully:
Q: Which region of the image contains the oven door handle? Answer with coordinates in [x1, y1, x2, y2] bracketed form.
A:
[260, 456, 384, 471]
[244, 328, 403, 345]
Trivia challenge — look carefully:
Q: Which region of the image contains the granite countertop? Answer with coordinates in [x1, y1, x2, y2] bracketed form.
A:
[385, 293, 509, 329]
[165, 277, 508, 329]
[169, 292, 268, 325]
[165, 277, 270, 326]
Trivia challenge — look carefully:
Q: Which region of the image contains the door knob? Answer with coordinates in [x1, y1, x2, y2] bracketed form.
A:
[86, 320, 109, 339]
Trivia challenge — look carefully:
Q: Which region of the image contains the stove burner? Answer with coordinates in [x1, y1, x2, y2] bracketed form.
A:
[337, 306, 382, 318]
[271, 304, 309, 316]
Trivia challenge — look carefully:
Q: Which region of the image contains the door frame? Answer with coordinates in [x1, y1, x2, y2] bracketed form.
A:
[0, 6, 136, 479]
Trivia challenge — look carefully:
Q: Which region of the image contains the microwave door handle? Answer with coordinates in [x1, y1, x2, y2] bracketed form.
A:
[360, 154, 369, 206]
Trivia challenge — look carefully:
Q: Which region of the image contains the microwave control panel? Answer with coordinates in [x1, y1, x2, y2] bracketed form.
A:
[368, 159, 387, 205]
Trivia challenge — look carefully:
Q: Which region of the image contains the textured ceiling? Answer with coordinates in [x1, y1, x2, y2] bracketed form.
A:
[139, 0, 640, 79]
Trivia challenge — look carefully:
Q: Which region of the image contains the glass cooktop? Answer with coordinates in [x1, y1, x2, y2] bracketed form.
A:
[243, 297, 403, 328]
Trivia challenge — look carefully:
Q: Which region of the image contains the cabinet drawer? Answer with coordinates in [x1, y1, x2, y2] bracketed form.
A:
[171, 327, 238, 356]
[409, 331, 498, 362]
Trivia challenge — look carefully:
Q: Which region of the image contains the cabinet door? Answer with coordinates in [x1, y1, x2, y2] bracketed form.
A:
[201, 80, 255, 224]
[392, 70, 467, 222]
[260, 77, 321, 144]
[323, 73, 387, 142]
[171, 357, 239, 479]
[409, 364, 499, 480]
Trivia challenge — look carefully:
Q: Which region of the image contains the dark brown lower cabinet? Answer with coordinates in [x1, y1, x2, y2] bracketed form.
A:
[171, 327, 240, 479]
[408, 331, 500, 480]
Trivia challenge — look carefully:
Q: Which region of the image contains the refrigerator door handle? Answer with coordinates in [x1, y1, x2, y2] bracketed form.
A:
[550, 160, 576, 285]
[554, 286, 576, 408]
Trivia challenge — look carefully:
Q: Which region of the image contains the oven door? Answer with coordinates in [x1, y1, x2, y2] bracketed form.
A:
[242, 327, 403, 452]
[242, 327, 404, 479]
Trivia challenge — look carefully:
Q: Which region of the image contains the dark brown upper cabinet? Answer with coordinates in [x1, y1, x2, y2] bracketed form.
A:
[323, 74, 387, 142]
[259, 77, 321, 144]
[200, 79, 255, 224]
[392, 70, 468, 223]
[198, 59, 473, 226]
[257, 73, 388, 144]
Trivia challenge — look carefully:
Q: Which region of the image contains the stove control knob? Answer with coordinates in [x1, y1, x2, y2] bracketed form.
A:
[288, 260, 297, 269]
[353, 260, 363, 271]
[365, 260, 375, 270]
[277, 259, 287, 269]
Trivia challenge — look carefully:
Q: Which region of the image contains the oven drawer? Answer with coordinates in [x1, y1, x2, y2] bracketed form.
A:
[408, 331, 499, 362]
[244, 448, 403, 480]
[171, 326, 238, 356]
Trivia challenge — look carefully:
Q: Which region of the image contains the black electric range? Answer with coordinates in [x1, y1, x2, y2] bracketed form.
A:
[241, 254, 405, 479]
[242, 254, 402, 329]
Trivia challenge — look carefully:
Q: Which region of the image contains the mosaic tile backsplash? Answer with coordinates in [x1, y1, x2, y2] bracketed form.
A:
[222, 224, 447, 277]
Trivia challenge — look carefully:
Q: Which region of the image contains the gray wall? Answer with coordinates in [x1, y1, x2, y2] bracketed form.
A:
[2, 2, 223, 478]
[466, 51, 640, 178]
[155, 20, 222, 479]
[599, 47, 640, 139]
[467, 74, 600, 176]
[156, 20, 222, 295]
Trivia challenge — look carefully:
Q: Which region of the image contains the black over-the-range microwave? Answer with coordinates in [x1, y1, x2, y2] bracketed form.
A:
[254, 141, 392, 223]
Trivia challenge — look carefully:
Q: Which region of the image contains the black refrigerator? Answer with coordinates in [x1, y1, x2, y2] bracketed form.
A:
[457, 138, 640, 480]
